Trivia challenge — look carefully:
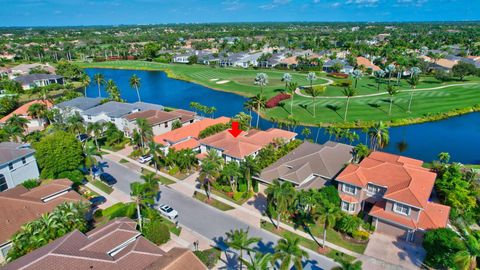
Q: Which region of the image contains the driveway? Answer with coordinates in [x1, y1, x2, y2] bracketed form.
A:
[96, 155, 142, 194]
[363, 233, 426, 270]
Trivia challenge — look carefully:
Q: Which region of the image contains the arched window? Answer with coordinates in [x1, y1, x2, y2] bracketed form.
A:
[0, 174, 7, 192]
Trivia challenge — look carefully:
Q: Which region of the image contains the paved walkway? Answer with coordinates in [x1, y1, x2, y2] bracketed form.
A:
[294, 82, 478, 99]
[102, 148, 413, 269]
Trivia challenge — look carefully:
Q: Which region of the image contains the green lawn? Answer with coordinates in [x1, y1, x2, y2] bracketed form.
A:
[157, 175, 176, 185]
[307, 221, 368, 254]
[79, 61, 480, 128]
[261, 221, 356, 263]
[90, 179, 114, 194]
[193, 191, 234, 211]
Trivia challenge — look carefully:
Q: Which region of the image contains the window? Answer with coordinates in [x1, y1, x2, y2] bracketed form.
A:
[342, 184, 356, 195]
[367, 184, 382, 195]
[21, 157, 26, 164]
[0, 174, 8, 192]
[110, 117, 115, 122]
[87, 115, 92, 120]
[8, 163, 13, 170]
[393, 203, 410, 215]
[341, 201, 355, 212]
[164, 122, 168, 128]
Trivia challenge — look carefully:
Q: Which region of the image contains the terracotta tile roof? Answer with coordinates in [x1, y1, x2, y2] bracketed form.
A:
[153, 117, 230, 148]
[0, 100, 53, 123]
[417, 202, 450, 230]
[3, 218, 206, 270]
[369, 201, 417, 229]
[280, 56, 298, 65]
[124, 110, 180, 125]
[199, 128, 297, 160]
[340, 194, 359, 204]
[171, 138, 200, 151]
[336, 151, 436, 208]
[356, 56, 381, 71]
[170, 109, 196, 123]
[0, 179, 85, 244]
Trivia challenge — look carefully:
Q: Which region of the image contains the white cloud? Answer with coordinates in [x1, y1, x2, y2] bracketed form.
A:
[346, 0, 379, 7]
[221, 0, 243, 11]
[259, 0, 291, 10]
[395, 0, 428, 6]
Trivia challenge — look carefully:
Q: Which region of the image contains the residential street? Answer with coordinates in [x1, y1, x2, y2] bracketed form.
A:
[98, 155, 338, 270]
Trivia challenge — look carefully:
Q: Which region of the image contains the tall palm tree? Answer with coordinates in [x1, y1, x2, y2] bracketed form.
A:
[407, 75, 419, 113]
[6, 114, 29, 134]
[27, 103, 47, 126]
[305, 85, 324, 118]
[282, 73, 292, 91]
[368, 121, 389, 151]
[287, 82, 298, 116]
[243, 99, 255, 127]
[80, 73, 91, 97]
[148, 141, 164, 173]
[130, 177, 158, 232]
[221, 161, 242, 192]
[240, 156, 260, 193]
[86, 122, 103, 150]
[341, 87, 357, 122]
[200, 154, 222, 199]
[225, 228, 261, 270]
[351, 69, 363, 89]
[251, 94, 266, 129]
[66, 113, 85, 136]
[386, 85, 399, 115]
[240, 251, 273, 270]
[106, 80, 122, 102]
[306, 71, 317, 90]
[136, 118, 153, 148]
[254, 73, 268, 96]
[317, 202, 341, 248]
[265, 180, 295, 229]
[93, 73, 105, 98]
[129, 74, 142, 102]
[83, 144, 102, 171]
[374, 69, 386, 92]
[3, 124, 23, 142]
[273, 234, 309, 270]
[384, 64, 396, 86]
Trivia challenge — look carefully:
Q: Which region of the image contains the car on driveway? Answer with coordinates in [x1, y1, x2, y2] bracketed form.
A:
[138, 154, 153, 164]
[89, 196, 107, 206]
[99, 173, 117, 186]
[158, 204, 178, 220]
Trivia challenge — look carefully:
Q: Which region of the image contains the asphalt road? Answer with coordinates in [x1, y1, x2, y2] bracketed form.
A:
[99, 156, 337, 270]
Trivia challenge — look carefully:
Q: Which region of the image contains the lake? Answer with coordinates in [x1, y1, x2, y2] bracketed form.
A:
[85, 68, 480, 164]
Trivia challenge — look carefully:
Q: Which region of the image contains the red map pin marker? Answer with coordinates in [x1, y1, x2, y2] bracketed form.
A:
[228, 121, 242, 138]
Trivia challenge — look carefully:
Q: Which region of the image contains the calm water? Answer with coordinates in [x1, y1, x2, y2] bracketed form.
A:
[85, 68, 480, 164]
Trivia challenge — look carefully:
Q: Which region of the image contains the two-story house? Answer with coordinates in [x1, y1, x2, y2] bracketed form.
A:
[122, 109, 196, 137]
[336, 152, 450, 243]
[0, 142, 40, 192]
[55, 96, 103, 117]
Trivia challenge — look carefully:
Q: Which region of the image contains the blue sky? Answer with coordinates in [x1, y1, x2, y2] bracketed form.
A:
[0, 0, 478, 27]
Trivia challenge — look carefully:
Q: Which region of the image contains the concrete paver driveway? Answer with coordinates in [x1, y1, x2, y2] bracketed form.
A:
[363, 233, 426, 270]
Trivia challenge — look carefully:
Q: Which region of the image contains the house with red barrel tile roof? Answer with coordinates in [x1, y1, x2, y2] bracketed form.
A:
[0, 100, 53, 131]
[153, 116, 231, 153]
[2, 217, 206, 270]
[198, 128, 297, 163]
[336, 151, 450, 243]
[0, 179, 86, 263]
[356, 56, 381, 73]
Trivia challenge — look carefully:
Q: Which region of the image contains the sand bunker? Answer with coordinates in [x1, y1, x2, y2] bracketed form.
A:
[209, 78, 219, 81]
[216, 80, 230, 84]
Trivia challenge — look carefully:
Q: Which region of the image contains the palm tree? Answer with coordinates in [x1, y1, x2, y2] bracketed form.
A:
[305, 85, 324, 118]
[240, 156, 260, 193]
[148, 141, 164, 173]
[93, 73, 105, 98]
[106, 80, 122, 102]
[301, 127, 311, 140]
[368, 121, 389, 151]
[3, 124, 23, 142]
[80, 73, 91, 97]
[243, 99, 255, 127]
[27, 103, 47, 126]
[87, 122, 103, 150]
[240, 251, 273, 270]
[332, 260, 363, 270]
[351, 69, 363, 89]
[306, 71, 317, 90]
[225, 228, 260, 270]
[66, 113, 85, 136]
[6, 114, 29, 135]
[273, 234, 309, 270]
[341, 87, 357, 122]
[129, 74, 142, 102]
[287, 82, 298, 116]
[265, 180, 295, 229]
[83, 144, 102, 171]
[130, 177, 158, 232]
[251, 94, 266, 128]
[221, 161, 242, 192]
[136, 118, 153, 149]
[386, 85, 399, 115]
[384, 64, 396, 86]
[406, 75, 419, 113]
[317, 202, 341, 248]
[282, 73, 292, 91]
[438, 152, 450, 164]
[254, 73, 268, 96]
[374, 70, 386, 92]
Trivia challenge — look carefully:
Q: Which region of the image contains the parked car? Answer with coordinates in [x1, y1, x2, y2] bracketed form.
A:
[99, 173, 117, 186]
[138, 154, 153, 164]
[76, 133, 89, 143]
[158, 204, 178, 220]
[89, 196, 107, 206]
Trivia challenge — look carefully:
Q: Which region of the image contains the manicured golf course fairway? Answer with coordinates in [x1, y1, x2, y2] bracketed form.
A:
[79, 61, 480, 127]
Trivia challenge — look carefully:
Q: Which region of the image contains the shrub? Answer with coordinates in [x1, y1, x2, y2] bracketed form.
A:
[335, 214, 361, 235]
[198, 123, 229, 139]
[168, 166, 180, 175]
[93, 209, 103, 218]
[130, 148, 143, 158]
[143, 220, 170, 245]
[22, 179, 40, 189]
[329, 72, 349, 79]
[238, 183, 247, 192]
[233, 191, 244, 201]
[57, 170, 85, 186]
[253, 179, 259, 193]
[194, 248, 221, 269]
[266, 93, 290, 108]
[352, 230, 370, 241]
[333, 79, 352, 87]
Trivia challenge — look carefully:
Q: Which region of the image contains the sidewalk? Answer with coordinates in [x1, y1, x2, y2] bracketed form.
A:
[85, 182, 132, 209]
[102, 149, 359, 256]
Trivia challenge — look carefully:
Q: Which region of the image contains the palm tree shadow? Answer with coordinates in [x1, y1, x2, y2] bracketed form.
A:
[278, 102, 290, 114]
[299, 104, 312, 115]
[96, 161, 109, 170]
[303, 260, 322, 270]
[367, 103, 387, 114]
[325, 104, 342, 119]
[255, 240, 276, 254]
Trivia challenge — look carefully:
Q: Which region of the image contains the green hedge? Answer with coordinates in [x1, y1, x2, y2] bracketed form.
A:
[143, 220, 170, 245]
[194, 248, 221, 269]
